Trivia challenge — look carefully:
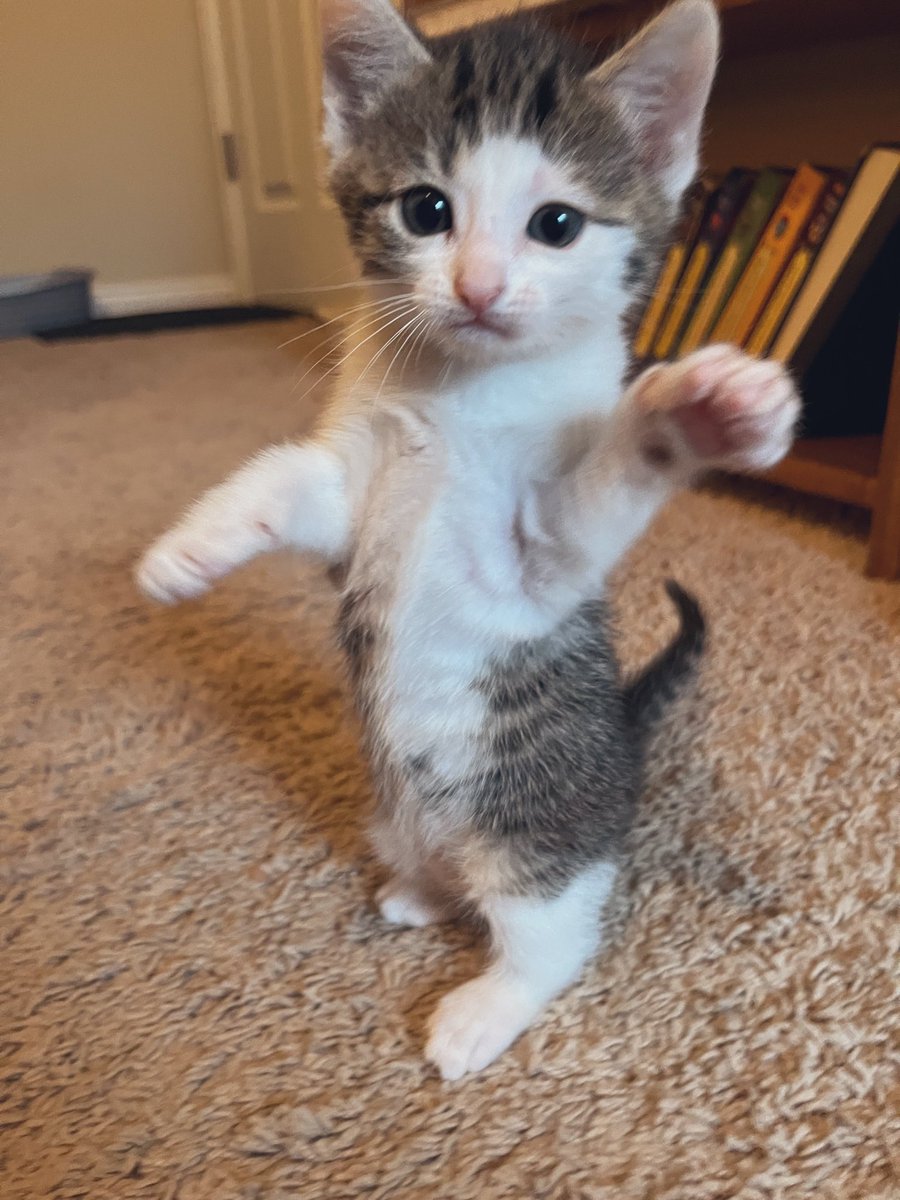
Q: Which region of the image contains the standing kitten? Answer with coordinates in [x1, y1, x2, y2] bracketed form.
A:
[137, 0, 798, 1078]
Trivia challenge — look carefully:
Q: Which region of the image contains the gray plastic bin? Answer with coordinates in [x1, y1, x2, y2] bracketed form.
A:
[0, 271, 94, 338]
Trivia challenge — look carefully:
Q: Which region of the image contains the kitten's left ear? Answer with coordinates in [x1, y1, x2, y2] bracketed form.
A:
[588, 0, 719, 202]
[319, 0, 430, 157]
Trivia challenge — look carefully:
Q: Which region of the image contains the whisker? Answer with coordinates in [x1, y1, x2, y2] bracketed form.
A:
[285, 304, 415, 412]
[286, 304, 409, 397]
[277, 295, 405, 352]
[362, 311, 427, 414]
[374, 314, 428, 407]
[273, 277, 405, 295]
[289, 351, 351, 408]
[284, 310, 412, 397]
[406, 315, 432, 375]
[296, 295, 415, 358]
[412, 318, 434, 372]
[277, 293, 413, 351]
[292, 303, 419, 409]
[288, 301, 416, 398]
[342, 308, 424, 414]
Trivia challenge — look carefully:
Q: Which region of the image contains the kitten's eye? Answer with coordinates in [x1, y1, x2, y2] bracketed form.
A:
[527, 204, 585, 248]
[400, 188, 453, 237]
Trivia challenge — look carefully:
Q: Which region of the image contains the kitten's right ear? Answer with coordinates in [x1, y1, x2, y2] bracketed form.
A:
[588, 0, 719, 202]
[319, 0, 430, 156]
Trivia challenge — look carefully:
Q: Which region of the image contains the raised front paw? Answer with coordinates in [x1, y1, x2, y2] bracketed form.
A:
[633, 344, 800, 473]
[136, 517, 278, 604]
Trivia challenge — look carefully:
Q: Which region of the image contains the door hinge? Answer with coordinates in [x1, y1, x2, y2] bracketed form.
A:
[221, 133, 240, 182]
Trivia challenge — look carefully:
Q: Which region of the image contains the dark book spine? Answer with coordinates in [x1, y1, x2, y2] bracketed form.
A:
[652, 168, 756, 359]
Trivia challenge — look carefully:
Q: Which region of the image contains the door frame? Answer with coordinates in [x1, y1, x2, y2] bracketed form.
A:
[195, 0, 253, 301]
[194, 0, 357, 313]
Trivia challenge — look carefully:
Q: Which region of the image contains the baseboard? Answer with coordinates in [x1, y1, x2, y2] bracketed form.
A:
[92, 273, 239, 317]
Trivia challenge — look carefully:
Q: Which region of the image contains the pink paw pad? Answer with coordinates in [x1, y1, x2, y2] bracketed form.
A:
[637, 346, 800, 471]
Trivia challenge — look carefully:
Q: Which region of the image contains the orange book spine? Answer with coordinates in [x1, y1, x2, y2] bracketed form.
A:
[714, 164, 828, 346]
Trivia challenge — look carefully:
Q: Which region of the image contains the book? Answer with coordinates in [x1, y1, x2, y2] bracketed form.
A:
[633, 180, 711, 359]
[679, 168, 789, 354]
[746, 174, 848, 357]
[771, 144, 900, 370]
[712, 163, 829, 346]
[797, 218, 899, 437]
[652, 168, 756, 359]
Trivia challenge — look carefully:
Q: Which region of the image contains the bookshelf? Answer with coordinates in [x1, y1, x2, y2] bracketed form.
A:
[540, 0, 900, 59]
[409, 0, 900, 57]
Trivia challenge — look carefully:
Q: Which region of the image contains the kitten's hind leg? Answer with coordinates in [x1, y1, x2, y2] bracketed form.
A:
[425, 861, 617, 1080]
[376, 874, 457, 928]
[370, 812, 459, 928]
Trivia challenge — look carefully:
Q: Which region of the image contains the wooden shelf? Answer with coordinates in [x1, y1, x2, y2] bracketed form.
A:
[410, 1, 900, 65]
[761, 328, 900, 580]
[763, 436, 881, 509]
[540, 0, 900, 58]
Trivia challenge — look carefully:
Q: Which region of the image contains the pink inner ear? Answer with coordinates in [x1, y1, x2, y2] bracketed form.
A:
[619, 49, 713, 175]
[589, 0, 719, 197]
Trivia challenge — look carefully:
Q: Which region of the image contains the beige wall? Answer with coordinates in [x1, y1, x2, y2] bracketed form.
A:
[0, 0, 228, 286]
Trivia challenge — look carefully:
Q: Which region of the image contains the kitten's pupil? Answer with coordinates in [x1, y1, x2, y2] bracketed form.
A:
[528, 204, 584, 248]
[401, 187, 453, 237]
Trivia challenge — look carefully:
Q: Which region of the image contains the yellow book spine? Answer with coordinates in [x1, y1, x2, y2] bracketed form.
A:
[634, 244, 687, 358]
[711, 250, 773, 344]
[746, 250, 811, 358]
[653, 244, 709, 359]
[726, 250, 780, 345]
[721, 164, 827, 348]
[679, 244, 740, 354]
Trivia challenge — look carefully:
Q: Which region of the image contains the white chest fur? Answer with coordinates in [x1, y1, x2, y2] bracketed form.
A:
[344, 336, 625, 773]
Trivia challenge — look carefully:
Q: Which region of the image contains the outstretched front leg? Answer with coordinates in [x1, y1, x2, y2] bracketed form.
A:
[136, 419, 372, 604]
[545, 345, 801, 591]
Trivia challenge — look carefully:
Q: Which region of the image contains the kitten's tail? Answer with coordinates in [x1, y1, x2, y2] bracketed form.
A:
[623, 580, 706, 739]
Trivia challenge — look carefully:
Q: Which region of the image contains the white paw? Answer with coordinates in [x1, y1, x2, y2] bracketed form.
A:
[634, 344, 800, 473]
[136, 518, 276, 605]
[376, 881, 450, 928]
[425, 975, 540, 1080]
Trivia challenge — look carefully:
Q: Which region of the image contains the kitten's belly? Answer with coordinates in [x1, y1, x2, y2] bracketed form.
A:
[347, 447, 556, 777]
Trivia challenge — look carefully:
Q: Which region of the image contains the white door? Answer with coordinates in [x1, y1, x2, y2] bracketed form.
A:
[196, 0, 358, 312]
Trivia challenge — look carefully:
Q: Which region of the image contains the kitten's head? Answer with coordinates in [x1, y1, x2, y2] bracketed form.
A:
[320, 0, 718, 363]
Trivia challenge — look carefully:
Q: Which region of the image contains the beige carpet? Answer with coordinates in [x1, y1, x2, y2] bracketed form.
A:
[2, 321, 898, 1200]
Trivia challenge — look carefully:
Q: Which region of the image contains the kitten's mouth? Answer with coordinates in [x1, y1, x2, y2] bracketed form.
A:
[451, 315, 516, 341]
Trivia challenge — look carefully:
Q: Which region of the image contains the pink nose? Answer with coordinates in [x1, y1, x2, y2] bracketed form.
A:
[453, 276, 504, 317]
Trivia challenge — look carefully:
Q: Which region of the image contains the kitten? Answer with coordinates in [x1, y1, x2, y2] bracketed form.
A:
[137, 0, 799, 1079]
